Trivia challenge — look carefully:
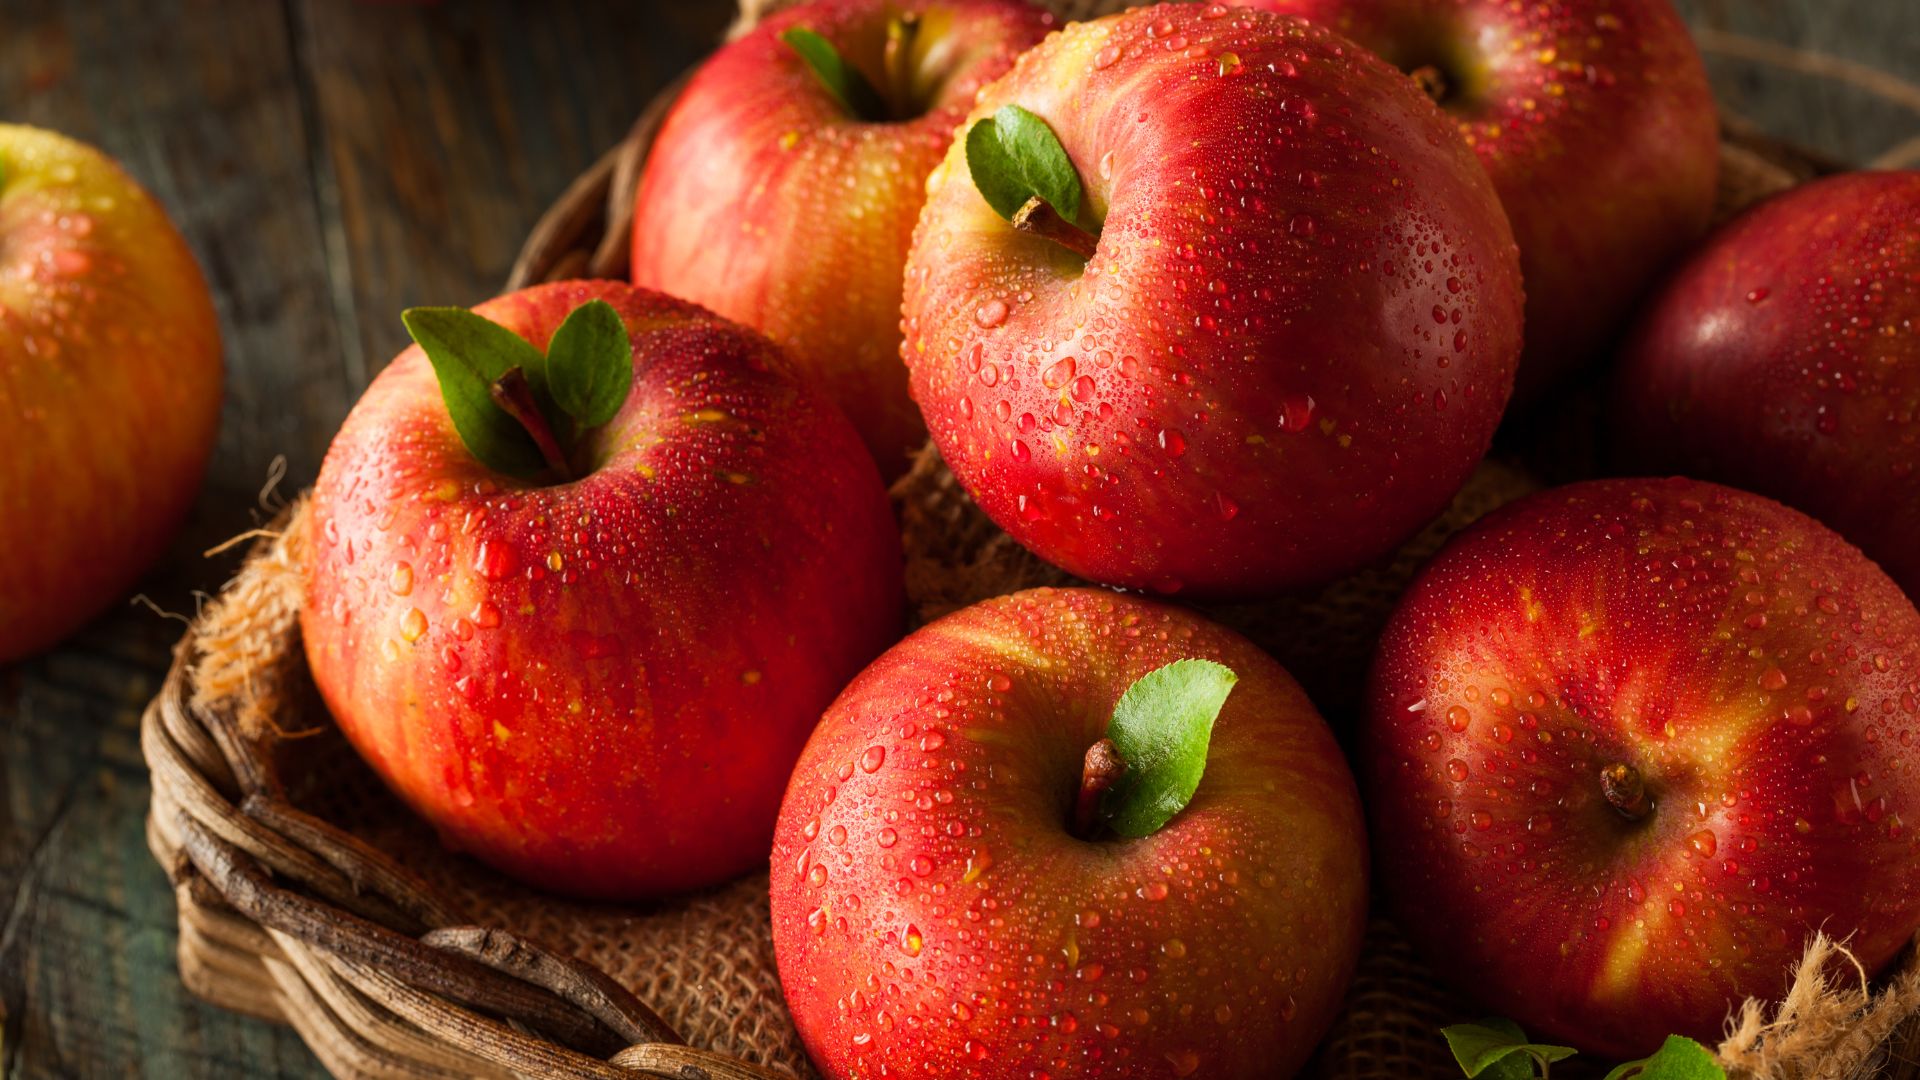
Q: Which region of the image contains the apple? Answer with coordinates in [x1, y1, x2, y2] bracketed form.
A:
[1239, 0, 1720, 401]
[0, 123, 223, 662]
[771, 586, 1369, 1079]
[902, 4, 1524, 598]
[1616, 171, 1920, 601]
[631, 0, 1054, 478]
[301, 279, 904, 899]
[1367, 476, 1920, 1057]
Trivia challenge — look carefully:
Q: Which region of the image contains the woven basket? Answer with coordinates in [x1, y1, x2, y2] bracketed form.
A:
[144, 3, 1920, 1079]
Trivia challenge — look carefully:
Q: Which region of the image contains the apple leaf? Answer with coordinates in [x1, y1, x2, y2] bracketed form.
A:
[402, 306, 552, 477]
[782, 27, 887, 122]
[1098, 659, 1237, 837]
[1443, 1019, 1578, 1080]
[544, 299, 632, 429]
[965, 104, 1084, 225]
[1601, 1036, 1725, 1080]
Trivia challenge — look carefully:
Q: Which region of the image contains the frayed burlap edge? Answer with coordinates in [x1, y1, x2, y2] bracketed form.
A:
[187, 495, 309, 741]
[1721, 935, 1920, 1080]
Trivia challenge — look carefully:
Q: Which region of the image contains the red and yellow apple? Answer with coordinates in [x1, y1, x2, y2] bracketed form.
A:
[1617, 171, 1920, 600]
[1367, 476, 1920, 1057]
[772, 586, 1368, 1079]
[301, 280, 904, 899]
[0, 124, 223, 662]
[903, 4, 1524, 597]
[631, 0, 1053, 478]
[1241, 0, 1720, 400]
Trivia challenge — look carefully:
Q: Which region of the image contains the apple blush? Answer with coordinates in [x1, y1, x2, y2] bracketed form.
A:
[1618, 171, 1920, 601]
[1241, 0, 1720, 401]
[301, 280, 904, 899]
[903, 3, 1524, 598]
[771, 587, 1369, 1079]
[0, 124, 223, 661]
[632, 0, 1054, 478]
[1367, 477, 1920, 1057]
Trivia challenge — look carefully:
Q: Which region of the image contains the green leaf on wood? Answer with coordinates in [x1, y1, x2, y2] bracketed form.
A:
[544, 299, 632, 429]
[964, 104, 1084, 224]
[1601, 1036, 1725, 1080]
[1099, 659, 1237, 837]
[401, 306, 551, 477]
[1443, 1019, 1578, 1080]
[782, 27, 887, 121]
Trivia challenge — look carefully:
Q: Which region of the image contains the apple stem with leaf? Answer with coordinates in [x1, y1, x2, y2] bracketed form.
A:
[966, 103, 1101, 262]
[402, 298, 634, 483]
[488, 366, 575, 480]
[1074, 658, 1238, 841]
[1443, 1018, 1725, 1080]
[883, 13, 921, 120]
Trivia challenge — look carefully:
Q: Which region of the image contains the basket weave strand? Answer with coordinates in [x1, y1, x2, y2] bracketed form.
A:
[144, 1, 1920, 1079]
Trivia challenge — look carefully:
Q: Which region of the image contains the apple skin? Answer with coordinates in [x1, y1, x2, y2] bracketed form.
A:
[1366, 476, 1920, 1058]
[1616, 172, 1920, 601]
[1240, 0, 1719, 401]
[301, 280, 904, 899]
[631, 0, 1054, 479]
[0, 124, 223, 662]
[903, 4, 1524, 598]
[771, 586, 1368, 1079]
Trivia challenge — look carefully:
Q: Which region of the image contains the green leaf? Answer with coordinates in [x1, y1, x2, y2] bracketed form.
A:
[402, 306, 551, 477]
[1098, 659, 1237, 837]
[544, 299, 632, 429]
[1602, 1036, 1725, 1080]
[782, 27, 887, 121]
[1443, 1019, 1578, 1080]
[964, 104, 1084, 224]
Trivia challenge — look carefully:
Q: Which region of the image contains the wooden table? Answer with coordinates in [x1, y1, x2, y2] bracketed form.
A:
[1, 2, 1915, 1076]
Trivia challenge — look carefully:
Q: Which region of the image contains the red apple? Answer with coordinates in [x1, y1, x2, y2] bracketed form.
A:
[771, 586, 1369, 1079]
[631, 0, 1053, 478]
[902, 4, 1523, 598]
[301, 280, 904, 899]
[1617, 171, 1920, 600]
[0, 124, 223, 661]
[1367, 476, 1920, 1057]
[1240, 0, 1720, 400]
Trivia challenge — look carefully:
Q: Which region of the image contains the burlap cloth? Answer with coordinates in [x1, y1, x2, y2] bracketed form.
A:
[160, 1, 1920, 1077]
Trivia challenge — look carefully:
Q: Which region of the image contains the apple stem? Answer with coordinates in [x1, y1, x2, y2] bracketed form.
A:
[884, 13, 921, 121]
[1410, 64, 1450, 104]
[1073, 737, 1127, 839]
[1599, 762, 1654, 822]
[1013, 196, 1100, 261]
[490, 367, 573, 481]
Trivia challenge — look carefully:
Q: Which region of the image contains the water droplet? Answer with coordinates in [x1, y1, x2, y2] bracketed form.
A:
[860, 746, 886, 773]
[974, 299, 1008, 328]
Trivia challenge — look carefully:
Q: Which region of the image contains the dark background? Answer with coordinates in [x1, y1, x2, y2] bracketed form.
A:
[1, 1, 1916, 1076]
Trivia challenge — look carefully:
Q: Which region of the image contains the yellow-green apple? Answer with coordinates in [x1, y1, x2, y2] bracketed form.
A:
[771, 587, 1368, 1078]
[902, 4, 1524, 597]
[301, 280, 904, 899]
[1617, 172, 1920, 600]
[631, 0, 1054, 478]
[0, 124, 222, 662]
[1240, 0, 1719, 401]
[1367, 477, 1920, 1057]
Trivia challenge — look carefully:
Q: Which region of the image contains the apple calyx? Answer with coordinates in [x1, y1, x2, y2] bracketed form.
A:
[966, 104, 1099, 261]
[402, 299, 633, 483]
[1599, 761, 1654, 822]
[1084, 658, 1238, 840]
[1013, 196, 1099, 260]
